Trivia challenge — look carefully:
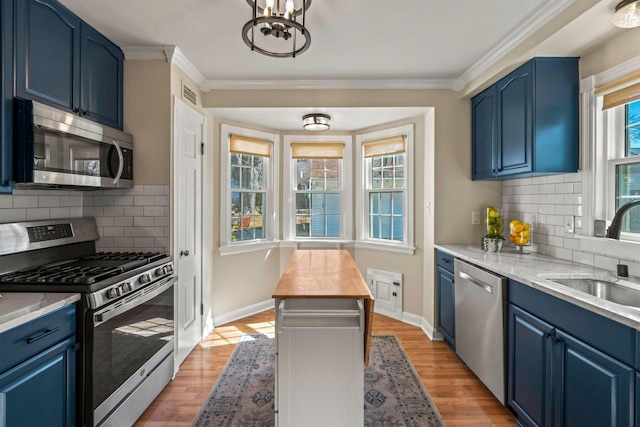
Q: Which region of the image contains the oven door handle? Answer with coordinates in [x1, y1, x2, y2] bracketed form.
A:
[94, 276, 177, 327]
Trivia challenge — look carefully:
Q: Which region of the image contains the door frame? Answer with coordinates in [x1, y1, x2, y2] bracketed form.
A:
[172, 96, 207, 365]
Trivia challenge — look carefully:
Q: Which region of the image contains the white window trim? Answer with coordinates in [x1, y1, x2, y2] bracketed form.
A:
[581, 55, 640, 248]
[219, 124, 279, 255]
[282, 134, 353, 242]
[355, 124, 415, 254]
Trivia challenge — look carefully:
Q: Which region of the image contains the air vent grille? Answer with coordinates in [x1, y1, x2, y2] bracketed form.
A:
[183, 84, 197, 106]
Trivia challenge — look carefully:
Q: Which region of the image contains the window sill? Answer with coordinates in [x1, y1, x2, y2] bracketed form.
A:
[354, 241, 415, 255]
[219, 241, 279, 256]
[280, 240, 354, 249]
[577, 235, 640, 263]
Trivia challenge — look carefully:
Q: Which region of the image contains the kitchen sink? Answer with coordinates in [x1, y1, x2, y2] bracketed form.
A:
[548, 278, 640, 308]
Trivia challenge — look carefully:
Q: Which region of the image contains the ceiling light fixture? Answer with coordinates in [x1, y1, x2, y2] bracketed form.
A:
[612, 0, 640, 28]
[242, 0, 312, 58]
[303, 114, 330, 131]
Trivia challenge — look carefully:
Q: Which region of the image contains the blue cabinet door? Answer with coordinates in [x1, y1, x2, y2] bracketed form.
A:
[555, 330, 634, 427]
[0, 0, 14, 191]
[508, 304, 554, 427]
[497, 62, 533, 176]
[16, 0, 80, 112]
[0, 336, 76, 427]
[471, 85, 498, 180]
[437, 266, 455, 348]
[80, 23, 123, 129]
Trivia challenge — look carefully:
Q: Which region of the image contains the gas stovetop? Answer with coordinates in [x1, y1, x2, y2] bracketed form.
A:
[0, 252, 167, 285]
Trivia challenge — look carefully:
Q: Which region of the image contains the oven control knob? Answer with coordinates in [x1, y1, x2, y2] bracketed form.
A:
[165, 264, 174, 273]
[120, 282, 132, 293]
[107, 287, 120, 299]
[139, 274, 151, 284]
[155, 267, 167, 276]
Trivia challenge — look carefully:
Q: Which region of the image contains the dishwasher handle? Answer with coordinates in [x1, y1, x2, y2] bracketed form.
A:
[459, 271, 493, 294]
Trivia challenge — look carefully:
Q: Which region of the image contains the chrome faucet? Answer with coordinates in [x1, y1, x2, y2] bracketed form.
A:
[606, 200, 640, 239]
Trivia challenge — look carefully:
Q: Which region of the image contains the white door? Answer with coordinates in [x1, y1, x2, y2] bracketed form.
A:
[174, 97, 205, 368]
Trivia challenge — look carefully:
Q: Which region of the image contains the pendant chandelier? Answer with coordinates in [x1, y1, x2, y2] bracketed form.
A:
[242, 0, 312, 58]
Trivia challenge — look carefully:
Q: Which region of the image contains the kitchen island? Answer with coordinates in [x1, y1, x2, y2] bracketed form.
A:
[272, 249, 374, 427]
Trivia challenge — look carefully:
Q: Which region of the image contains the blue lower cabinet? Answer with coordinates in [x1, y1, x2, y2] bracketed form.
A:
[437, 267, 455, 348]
[0, 336, 76, 427]
[508, 280, 635, 427]
[555, 330, 633, 427]
[508, 305, 554, 427]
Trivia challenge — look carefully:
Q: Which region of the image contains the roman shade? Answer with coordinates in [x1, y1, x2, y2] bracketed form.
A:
[595, 70, 640, 110]
[291, 142, 344, 159]
[363, 135, 406, 158]
[229, 134, 272, 157]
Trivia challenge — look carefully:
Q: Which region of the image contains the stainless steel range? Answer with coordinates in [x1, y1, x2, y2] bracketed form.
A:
[0, 218, 176, 427]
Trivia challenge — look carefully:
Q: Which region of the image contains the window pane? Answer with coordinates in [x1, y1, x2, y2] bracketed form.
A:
[370, 193, 379, 214]
[326, 193, 340, 215]
[310, 215, 325, 236]
[311, 193, 325, 214]
[392, 193, 403, 215]
[627, 101, 640, 157]
[380, 216, 391, 239]
[380, 193, 392, 214]
[392, 216, 403, 240]
[230, 191, 266, 242]
[252, 165, 263, 189]
[297, 159, 310, 190]
[326, 215, 340, 237]
[241, 154, 251, 166]
[370, 215, 379, 238]
[241, 167, 251, 189]
[616, 162, 640, 234]
[231, 165, 240, 189]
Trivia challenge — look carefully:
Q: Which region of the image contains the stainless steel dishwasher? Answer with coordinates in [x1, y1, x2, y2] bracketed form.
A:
[454, 259, 508, 404]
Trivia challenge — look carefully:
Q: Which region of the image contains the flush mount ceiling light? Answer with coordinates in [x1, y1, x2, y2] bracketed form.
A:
[612, 0, 640, 28]
[242, 0, 312, 58]
[303, 114, 330, 131]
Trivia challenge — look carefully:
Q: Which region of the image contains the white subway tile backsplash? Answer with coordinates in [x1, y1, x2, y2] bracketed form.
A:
[154, 196, 169, 206]
[95, 217, 114, 227]
[103, 227, 124, 237]
[38, 196, 61, 207]
[525, 185, 540, 194]
[143, 185, 165, 196]
[563, 194, 582, 205]
[60, 196, 82, 206]
[563, 238, 581, 251]
[13, 196, 38, 208]
[539, 184, 555, 193]
[555, 183, 573, 194]
[93, 196, 114, 206]
[555, 247, 573, 261]
[546, 175, 566, 184]
[0, 195, 12, 209]
[554, 205, 573, 215]
[114, 196, 134, 206]
[26, 208, 50, 221]
[50, 207, 70, 219]
[144, 206, 164, 217]
[124, 206, 144, 217]
[104, 206, 124, 217]
[134, 195, 155, 206]
[133, 217, 154, 227]
[114, 216, 134, 227]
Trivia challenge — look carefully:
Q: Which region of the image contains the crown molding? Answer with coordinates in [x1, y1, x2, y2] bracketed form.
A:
[203, 78, 457, 91]
[454, 0, 576, 92]
[121, 45, 209, 91]
[590, 54, 640, 89]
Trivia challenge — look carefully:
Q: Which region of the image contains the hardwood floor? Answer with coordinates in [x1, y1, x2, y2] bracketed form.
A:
[135, 311, 517, 426]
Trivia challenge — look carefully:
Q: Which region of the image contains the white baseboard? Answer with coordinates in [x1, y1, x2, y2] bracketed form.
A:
[400, 312, 443, 341]
[213, 299, 274, 327]
[373, 305, 402, 321]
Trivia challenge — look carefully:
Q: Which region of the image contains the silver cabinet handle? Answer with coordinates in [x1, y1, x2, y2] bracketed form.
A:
[113, 140, 124, 184]
[180, 250, 190, 257]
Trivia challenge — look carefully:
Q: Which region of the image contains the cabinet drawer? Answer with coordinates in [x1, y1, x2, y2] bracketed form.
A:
[436, 250, 455, 273]
[0, 305, 76, 373]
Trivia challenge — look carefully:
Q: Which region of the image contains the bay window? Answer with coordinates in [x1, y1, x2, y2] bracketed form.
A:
[220, 125, 278, 254]
[282, 135, 352, 242]
[356, 124, 414, 253]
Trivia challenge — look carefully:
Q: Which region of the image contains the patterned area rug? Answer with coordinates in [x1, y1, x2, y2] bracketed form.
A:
[192, 334, 445, 427]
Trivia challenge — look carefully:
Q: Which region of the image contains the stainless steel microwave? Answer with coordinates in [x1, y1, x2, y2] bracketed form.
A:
[13, 98, 133, 189]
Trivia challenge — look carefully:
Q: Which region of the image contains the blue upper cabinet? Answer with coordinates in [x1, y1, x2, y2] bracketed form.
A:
[471, 85, 498, 180]
[81, 24, 123, 129]
[16, 0, 123, 130]
[472, 57, 579, 180]
[1, 0, 14, 191]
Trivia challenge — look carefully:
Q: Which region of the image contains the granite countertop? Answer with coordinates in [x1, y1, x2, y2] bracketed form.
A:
[435, 244, 640, 330]
[0, 293, 81, 334]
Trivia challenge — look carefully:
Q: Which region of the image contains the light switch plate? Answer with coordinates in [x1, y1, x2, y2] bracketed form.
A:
[472, 211, 481, 225]
[565, 215, 574, 234]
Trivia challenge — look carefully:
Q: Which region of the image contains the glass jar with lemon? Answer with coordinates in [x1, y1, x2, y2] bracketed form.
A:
[482, 206, 504, 252]
[509, 219, 531, 252]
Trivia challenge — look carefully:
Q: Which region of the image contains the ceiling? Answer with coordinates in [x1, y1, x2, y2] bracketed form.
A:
[58, 0, 627, 130]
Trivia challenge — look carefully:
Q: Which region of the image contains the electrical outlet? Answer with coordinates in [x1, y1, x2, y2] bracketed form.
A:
[565, 215, 574, 234]
[471, 211, 481, 225]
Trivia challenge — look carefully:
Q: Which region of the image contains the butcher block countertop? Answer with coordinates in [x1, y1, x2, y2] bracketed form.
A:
[273, 249, 375, 365]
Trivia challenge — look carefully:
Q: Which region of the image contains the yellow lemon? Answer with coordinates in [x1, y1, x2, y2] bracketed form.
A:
[489, 209, 498, 218]
[509, 219, 521, 228]
[522, 230, 530, 238]
[486, 206, 495, 214]
[523, 223, 530, 230]
[512, 224, 524, 234]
